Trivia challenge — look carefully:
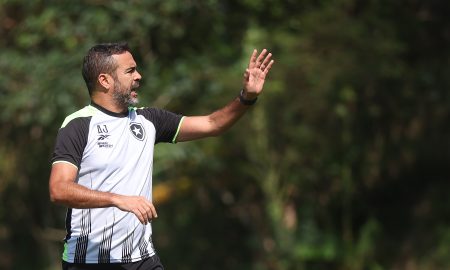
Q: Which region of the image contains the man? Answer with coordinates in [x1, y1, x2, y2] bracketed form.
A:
[49, 42, 274, 270]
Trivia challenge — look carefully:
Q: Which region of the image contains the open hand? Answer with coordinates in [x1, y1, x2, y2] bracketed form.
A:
[242, 49, 274, 99]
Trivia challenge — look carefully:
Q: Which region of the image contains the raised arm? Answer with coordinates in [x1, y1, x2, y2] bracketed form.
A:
[176, 49, 274, 142]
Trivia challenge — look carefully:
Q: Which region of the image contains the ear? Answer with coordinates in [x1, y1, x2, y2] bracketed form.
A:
[98, 73, 113, 90]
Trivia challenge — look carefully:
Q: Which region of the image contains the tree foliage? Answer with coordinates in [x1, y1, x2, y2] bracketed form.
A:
[0, 0, 449, 269]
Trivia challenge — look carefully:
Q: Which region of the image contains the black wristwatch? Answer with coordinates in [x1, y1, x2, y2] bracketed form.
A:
[238, 89, 258, 105]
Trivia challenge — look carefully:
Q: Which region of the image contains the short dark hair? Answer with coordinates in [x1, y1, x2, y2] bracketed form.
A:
[82, 42, 130, 95]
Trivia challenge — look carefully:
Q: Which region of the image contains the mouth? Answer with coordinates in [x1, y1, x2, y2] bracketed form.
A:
[131, 82, 140, 98]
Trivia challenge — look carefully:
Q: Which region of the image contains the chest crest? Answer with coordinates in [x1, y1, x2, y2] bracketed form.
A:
[129, 122, 146, 141]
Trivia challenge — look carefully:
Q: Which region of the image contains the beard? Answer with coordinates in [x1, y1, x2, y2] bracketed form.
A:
[112, 79, 139, 108]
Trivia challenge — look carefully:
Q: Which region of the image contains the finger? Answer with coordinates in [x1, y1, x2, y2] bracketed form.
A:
[248, 49, 258, 69]
[141, 199, 157, 220]
[134, 208, 147, 224]
[261, 53, 272, 69]
[255, 49, 268, 67]
[263, 60, 275, 74]
[141, 205, 153, 222]
[140, 199, 155, 223]
[243, 69, 249, 81]
[148, 203, 158, 219]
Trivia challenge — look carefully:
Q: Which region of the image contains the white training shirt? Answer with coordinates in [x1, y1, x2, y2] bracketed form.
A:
[52, 102, 183, 263]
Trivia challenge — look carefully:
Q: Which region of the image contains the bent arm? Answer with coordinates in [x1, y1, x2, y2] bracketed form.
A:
[49, 162, 120, 208]
[49, 162, 157, 224]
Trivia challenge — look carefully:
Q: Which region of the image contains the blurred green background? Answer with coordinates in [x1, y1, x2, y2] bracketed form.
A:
[0, 0, 449, 269]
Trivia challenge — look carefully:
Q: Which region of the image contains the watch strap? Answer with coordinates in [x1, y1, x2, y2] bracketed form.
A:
[239, 89, 257, 105]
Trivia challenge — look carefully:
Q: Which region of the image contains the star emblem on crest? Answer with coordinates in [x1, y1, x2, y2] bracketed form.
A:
[129, 122, 145, 141]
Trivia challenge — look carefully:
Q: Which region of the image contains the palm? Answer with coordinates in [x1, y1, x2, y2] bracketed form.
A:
[245, 67, 266, 93]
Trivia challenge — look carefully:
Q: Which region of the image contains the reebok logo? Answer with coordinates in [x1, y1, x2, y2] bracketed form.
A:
[98, 134, 110, 141]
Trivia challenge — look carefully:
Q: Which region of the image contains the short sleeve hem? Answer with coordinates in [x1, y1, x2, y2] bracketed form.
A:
[52, 160, 79, 169]
[172, 116, 185, 143]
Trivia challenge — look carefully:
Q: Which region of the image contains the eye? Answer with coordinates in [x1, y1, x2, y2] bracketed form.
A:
[126, 67, 136, 74]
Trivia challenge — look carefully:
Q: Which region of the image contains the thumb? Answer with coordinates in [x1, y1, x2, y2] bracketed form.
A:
[243, 69, 250, 82]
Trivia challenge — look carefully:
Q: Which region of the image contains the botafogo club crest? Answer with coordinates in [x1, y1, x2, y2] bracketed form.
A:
[129, 122, 145, 141]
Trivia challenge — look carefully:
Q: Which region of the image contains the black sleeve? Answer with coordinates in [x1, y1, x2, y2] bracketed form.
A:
[137, 108, 183, 144]
[51, 117, 91, 167]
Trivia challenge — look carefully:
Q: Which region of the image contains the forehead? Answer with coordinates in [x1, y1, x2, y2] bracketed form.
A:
[112, 51, 136, 69]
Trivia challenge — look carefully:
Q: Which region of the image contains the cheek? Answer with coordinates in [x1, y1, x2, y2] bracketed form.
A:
[125, 77, 134, 85]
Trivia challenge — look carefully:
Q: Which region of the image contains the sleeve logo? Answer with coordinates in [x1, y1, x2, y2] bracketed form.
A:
[129, 122, 146, 141]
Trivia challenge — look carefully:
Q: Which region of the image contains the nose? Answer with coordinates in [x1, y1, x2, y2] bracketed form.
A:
[135, 71, 142, 81]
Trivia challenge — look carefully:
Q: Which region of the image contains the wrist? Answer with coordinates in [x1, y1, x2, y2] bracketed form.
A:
[110, 193, 123, 208]
[239, 89, 257, 105]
